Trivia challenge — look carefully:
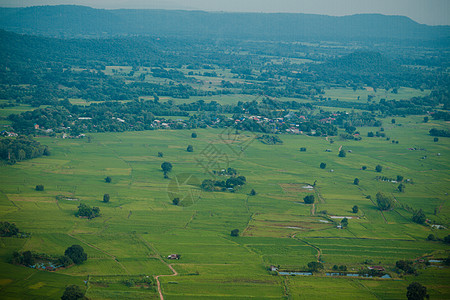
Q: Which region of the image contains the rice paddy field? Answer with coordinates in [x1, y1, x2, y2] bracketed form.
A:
[0, 114, 449, 299]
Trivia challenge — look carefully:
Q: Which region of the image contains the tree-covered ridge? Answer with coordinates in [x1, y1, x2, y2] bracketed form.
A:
[1, 30, 448, 110]
[0, 136, 49, 164]
[0, 6, 449, 41]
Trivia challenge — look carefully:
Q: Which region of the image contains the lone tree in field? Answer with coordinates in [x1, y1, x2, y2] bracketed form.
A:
[186, 145, 194, 152]
[161, 162, 173, 178]
[376, 192, 394, 211]
[304, 195, 315, 204]
[103, 194, 110, 203]
[375, 165, 383, 172]
[341, 217, 349, 228]
[353, 178, 359, 185]
[250, 189, 257, 196]
[35, 184, 44, 191]
[158, 152, 163, 157]
[191, 132, 197, 138]
[105, 176, 112, 183]
[352, 205, 359, 213]
[320, 162, 326, 169]
[64, 245, 87, 265]
[172, 198, 180, 206]
[61, 285, 87, 300]
[300, 147, 307, 152]
[412, 209, 426, 224]
[230, 229, 239, 237]
[338, 149, 346, 157]
[406, 282, 428, 300]
[434, 137, 439, 142]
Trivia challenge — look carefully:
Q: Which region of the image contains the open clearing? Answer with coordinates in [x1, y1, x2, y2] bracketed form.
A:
[0, 114, 449, 299]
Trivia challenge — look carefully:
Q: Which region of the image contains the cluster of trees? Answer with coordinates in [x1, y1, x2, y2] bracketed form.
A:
[11, 244, 87, 269]
[376, 192, 394, 211]
[257, 135, 283, 145]
[75, 203, 100, 219]
[0, 221, 19, 237]
[0, 136, 49, 164]
[396, 260, 416, 274]
[429, 128, 450, 137]
[201, 175, 247, 192]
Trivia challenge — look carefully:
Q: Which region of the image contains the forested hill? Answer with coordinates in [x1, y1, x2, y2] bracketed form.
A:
[0, 5, 449, 41]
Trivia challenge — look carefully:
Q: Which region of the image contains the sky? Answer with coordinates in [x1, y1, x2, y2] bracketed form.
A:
[0, 0, 448, 25]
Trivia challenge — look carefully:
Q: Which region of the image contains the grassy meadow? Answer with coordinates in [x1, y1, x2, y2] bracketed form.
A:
[0, 114, 449, 299]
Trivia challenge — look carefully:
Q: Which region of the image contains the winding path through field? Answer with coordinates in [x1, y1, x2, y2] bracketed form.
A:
[136, 235, 178, 300]
[155, 265, 178, 300]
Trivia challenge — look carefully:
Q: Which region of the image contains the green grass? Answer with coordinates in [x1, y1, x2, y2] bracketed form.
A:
[0, 114, 449, 298]
[322, 87, 430, 103]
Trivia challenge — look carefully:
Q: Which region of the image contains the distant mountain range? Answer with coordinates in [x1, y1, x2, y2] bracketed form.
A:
[0, 5, 449, 41]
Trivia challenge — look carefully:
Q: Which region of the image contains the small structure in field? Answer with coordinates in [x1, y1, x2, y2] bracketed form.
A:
[167, 254, 180, 260]
[270, 265, 278, 272]
[368, 266, 385, 271]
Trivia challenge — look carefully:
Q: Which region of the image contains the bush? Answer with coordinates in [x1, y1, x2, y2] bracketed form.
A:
[187, 145, 194, 152]
[353, 178, 359, 185]
[250, 189, 256, 196]
[375, 165, 383, 172]
[362, 166, 367, 170]
[230, 229, 239, 237]
[103, 194, 110, 203]
[191, 132, 197, 138]
[300, 147, 307, 152]
[35, 184, 44, 191]
[76, 203, 100, 219]
[352, 205, 359, 213]
[172, 198, 180, 205]
[304, 195, 315, 204]
[158, 152, 164, 157]
[338, 149, 346, 157]
[105, 176, 112, 183]
[320, 162, 326, 169]
[427, 234, 436, 241]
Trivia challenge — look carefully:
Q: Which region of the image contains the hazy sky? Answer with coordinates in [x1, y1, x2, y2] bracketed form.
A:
[0, 0, 448, 25]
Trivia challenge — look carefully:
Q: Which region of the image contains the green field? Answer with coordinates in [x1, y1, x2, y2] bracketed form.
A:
[322, 87, 430, 103]
[0, 115, 449, 299]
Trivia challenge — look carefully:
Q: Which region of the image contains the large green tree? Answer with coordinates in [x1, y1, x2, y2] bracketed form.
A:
[64, 245, 87, 265]
[61, 285, 87, 300]
[406, 282, 428, 300]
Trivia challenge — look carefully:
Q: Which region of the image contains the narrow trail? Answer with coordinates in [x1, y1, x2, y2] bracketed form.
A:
[310, 203, 316, 216]
[183, 211, 198, 229]
[68, 234, 130, 275]
[292, 234, 322, 262]
[136, 235, 178, 300]
[338, 145, 343, 152]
